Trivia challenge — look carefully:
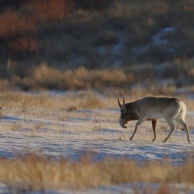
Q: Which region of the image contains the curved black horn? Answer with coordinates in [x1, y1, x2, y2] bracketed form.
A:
[121, 90, 126, 104]
[116, 90, 122, 108]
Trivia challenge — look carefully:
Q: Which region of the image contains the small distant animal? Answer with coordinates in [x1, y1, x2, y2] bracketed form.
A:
[117, 91, 191, 143]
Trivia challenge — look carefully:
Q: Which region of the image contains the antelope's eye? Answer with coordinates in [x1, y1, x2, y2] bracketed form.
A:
[121, 113, 127, 118]
[121, 108, 126, 113]
[121, 110, 127, 114]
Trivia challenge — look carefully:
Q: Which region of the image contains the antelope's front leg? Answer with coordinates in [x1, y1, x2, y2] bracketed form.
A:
[152, 120, 157, 142]
[130, 118, 146, 140]
[130, 125, 138, 140]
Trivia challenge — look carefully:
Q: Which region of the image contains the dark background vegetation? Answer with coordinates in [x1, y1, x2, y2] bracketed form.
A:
[0, 0, 194, 92]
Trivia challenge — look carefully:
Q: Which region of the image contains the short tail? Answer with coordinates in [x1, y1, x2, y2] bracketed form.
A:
[178, 128, 185, 131]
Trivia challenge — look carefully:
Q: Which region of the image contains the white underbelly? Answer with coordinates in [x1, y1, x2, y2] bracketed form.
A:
[148, 113, 163, 119]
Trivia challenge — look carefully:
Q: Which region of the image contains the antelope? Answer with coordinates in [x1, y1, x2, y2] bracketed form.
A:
[117, 91, 191, 143]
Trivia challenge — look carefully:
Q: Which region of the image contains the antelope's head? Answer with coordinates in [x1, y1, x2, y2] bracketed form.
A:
[117, 91, 128, 128]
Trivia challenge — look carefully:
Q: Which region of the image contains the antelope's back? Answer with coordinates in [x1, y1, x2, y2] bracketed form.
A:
[140, 96, 180, 105]
[137, 96, 184, 113]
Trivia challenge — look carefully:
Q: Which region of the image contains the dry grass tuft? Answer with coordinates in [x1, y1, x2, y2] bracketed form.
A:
[18, 65, 127, 91]
[0, 90, 194, 111]
[0, 154, 194, 192]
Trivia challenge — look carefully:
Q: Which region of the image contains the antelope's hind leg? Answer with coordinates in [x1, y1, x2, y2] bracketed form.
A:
[163, 119, 176, 142]
[152, 120, 157, 142]
[176, 118, 191, 144]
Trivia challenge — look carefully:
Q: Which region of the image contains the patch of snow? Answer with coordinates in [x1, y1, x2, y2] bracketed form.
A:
[152, 27, 175, 45]
[132, 27, 176, 54]
[20, 183, 194, 194]
[96, 47, 106, 55]
[112, 30, 124, 55]
[0, 107, 193, 164]
[95, 30, 125, 67]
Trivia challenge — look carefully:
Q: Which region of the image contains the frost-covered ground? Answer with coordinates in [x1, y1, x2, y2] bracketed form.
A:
[0, 105, 194, 193]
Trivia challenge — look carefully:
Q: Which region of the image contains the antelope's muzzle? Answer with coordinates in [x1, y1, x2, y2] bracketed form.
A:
[119, 115, 128, 128]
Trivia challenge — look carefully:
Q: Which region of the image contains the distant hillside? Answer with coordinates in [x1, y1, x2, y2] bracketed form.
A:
[0, 0, 194, 91]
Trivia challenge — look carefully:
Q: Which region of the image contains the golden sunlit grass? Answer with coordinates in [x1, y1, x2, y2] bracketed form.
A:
[0, 90, 194, 111]
[0, 90, 107, 110]
[16, 64, 127, 91]
[0, 154, 194, 192]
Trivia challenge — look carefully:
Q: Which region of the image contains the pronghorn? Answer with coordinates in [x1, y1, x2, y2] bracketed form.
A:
[117, 91, 191, 143]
